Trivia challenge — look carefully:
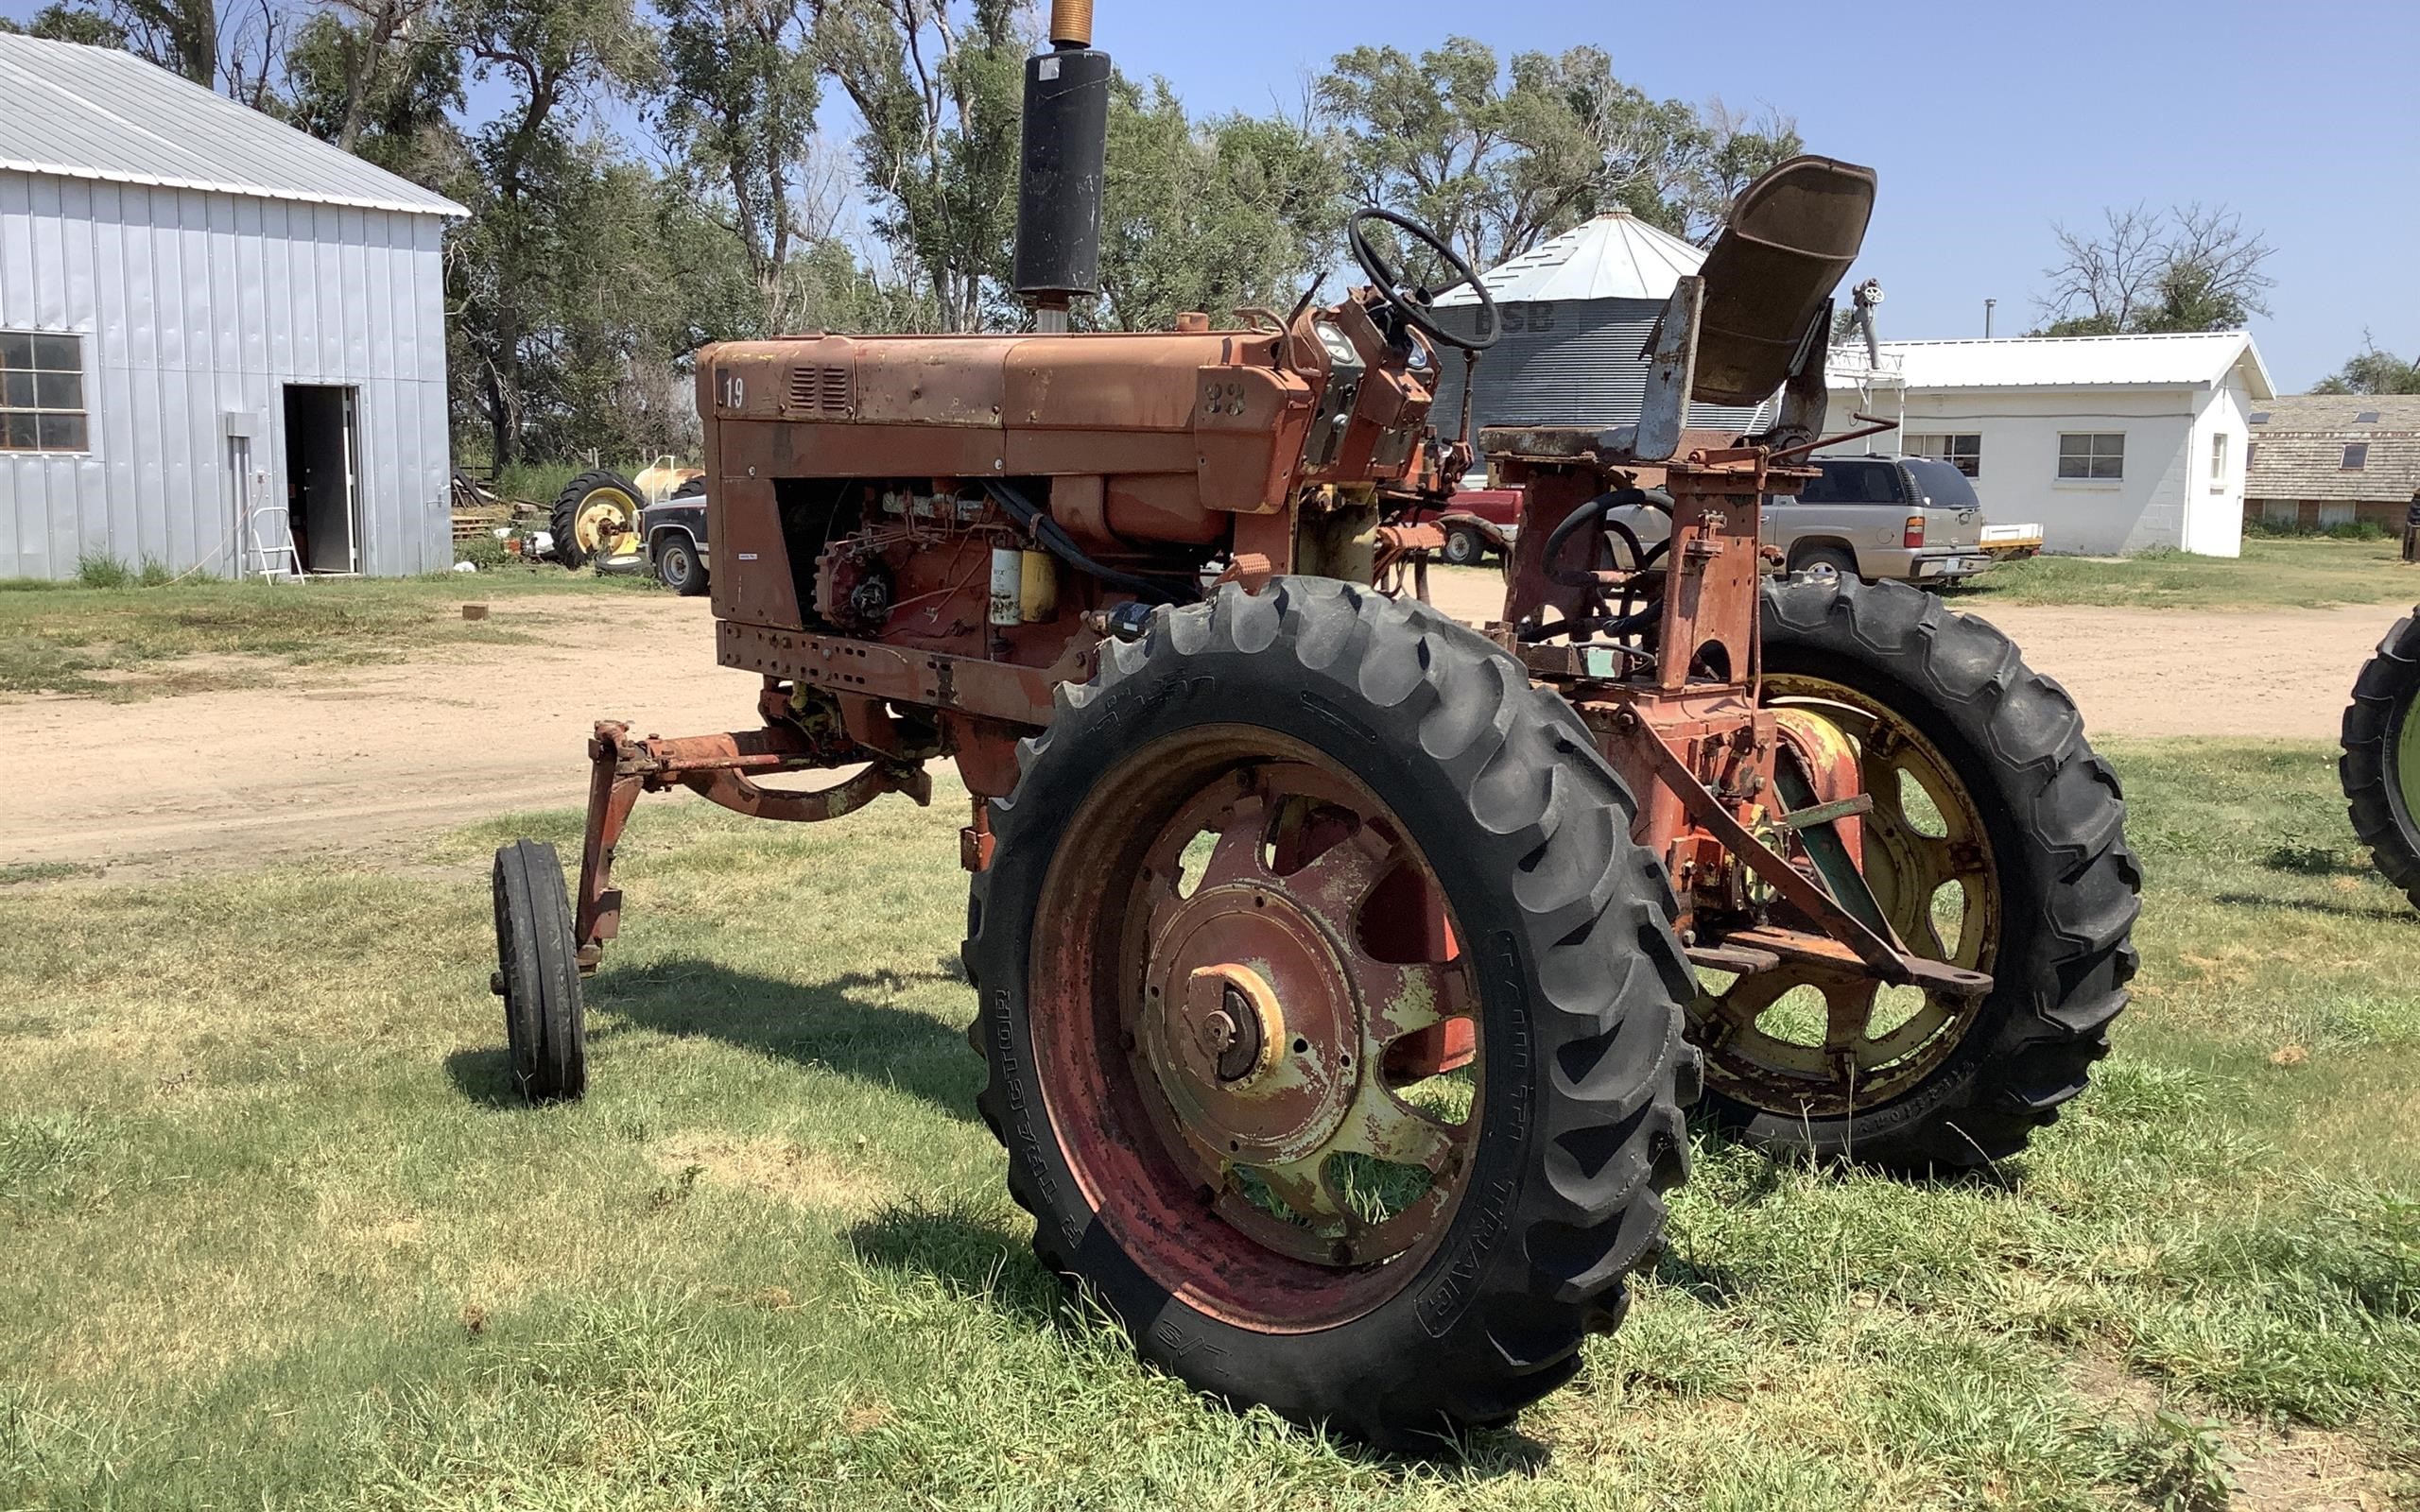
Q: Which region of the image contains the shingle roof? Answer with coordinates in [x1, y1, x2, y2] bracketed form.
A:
[1829, 332, 2273, 398]
[2247, 394, 2420, 504]
[0, 32, 464, 216]
[2246, 394, 2420, 432]
[1434, 213, 1705, 306]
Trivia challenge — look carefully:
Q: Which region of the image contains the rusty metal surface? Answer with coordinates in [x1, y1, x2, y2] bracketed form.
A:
[1025, 733, 1482, 1329]
[568, 712, 929, 971]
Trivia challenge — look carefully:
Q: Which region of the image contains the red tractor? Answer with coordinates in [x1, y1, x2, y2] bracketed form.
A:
[489, 2, 2138, 1449]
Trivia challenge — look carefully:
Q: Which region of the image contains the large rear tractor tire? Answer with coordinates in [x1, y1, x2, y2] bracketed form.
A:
[1689, 577, 2139, 1170]
[964, 577, 1697, 1449]
[492, 840, 587, 1102]
[2342, 610, 2420, 909]
[549, 469, 647, 569]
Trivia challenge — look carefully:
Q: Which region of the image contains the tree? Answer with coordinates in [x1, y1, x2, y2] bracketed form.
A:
[1092, 77, 1345, 333]
[284, 0, 462, 176]
[2, 6, 133, 48]
[447, 0, 658, 466]
[811, 0, 1025, 332]
[2034, 201, 2273, 335]
[9, 0, 277, 96]
[2312, 337, 2420, 396]
[281, 0, 455, 154]
[1316, 38, 1505, 271]
[1315, 37, 1802, 279]
[653, 0, 828, 335]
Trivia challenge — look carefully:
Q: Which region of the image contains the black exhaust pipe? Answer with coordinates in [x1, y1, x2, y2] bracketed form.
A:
[1011, 1, 1110, 330]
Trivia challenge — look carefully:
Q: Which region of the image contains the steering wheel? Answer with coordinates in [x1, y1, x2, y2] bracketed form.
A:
[1347, 208, 1499, 352]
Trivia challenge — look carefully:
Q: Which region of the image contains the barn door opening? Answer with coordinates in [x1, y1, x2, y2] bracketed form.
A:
[284, 385, 360, 575]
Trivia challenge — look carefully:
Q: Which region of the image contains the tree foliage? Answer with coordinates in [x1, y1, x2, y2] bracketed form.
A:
[812, 0, 1024, 333]
[15, 6, 1809, 464]
[1315, 37, 1799, 271]
[2033, 202, 2274, 336]
[2312, 337, 2420, 396]
[1094, 78, 1344, 332]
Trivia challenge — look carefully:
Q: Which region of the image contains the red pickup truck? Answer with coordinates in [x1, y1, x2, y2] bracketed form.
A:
[1408, 489, 1523, 566]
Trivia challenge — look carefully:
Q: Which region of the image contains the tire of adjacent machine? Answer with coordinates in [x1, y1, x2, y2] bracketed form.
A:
[964, 577, 1698, 1448]
[1713, 576, 2139, 1168]
[2342, 610, 2420, 908]
[548, 470, 646, 569]
[491, 839, 587, 1102]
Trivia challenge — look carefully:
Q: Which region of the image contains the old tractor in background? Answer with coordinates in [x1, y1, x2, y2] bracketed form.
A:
[487, 0, 2139, 1449]
[2344, 610, 2420, 909]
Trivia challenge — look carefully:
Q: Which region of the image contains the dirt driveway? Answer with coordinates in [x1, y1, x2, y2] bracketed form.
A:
[2, 584, 2397, 875]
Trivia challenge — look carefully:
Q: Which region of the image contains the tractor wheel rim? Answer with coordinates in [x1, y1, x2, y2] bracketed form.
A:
[1692, 675, 2000, 1118]
[1029, 730, 1482, 1332]
[574, 493, 636, 555]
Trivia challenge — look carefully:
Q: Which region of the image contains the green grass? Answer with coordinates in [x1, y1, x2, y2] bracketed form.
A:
[0, 862, 99, 886]
[0, 572, 655, 699]
[2, 741, 2415, 1508]
[1949, 537, 2419, 610]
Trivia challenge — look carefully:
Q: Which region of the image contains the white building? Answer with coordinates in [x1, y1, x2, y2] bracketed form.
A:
[0, 33, 465, 581]
[1823, 332, 2275, 557]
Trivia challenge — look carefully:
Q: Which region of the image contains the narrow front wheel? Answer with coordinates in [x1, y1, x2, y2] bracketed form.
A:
[492, 840, 587, 1102]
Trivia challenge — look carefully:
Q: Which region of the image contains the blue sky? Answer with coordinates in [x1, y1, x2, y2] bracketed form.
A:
[9, 0, 2412, 388]
[1110, 0, 2419, 391]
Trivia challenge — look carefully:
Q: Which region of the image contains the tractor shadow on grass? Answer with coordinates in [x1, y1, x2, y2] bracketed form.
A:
[446, 956, 982, 1122]
[842, 1198, 1554, 1473]
[2213, 891, 2413, 921]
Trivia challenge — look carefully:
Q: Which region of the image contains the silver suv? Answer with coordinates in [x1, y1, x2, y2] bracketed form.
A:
[1766, 455, 1996, 586]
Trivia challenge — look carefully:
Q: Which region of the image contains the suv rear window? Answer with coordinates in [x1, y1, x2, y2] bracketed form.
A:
[1898, 457, 1979, 508]
[1797, 457, 1903, 505]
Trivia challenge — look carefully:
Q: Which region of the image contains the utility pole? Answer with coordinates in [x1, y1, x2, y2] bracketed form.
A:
[1984, 298, 1996, 338]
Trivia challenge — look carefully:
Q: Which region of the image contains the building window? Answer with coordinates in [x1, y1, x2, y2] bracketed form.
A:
[2355, 411, 2380, 425]
[2248, 410, 2272, 425]
[1907, 432, 1981, 477]
[2210, 430, 2228, 485]
[2057, 431, 2125, 480]
[2343, 442, 2369, 471]
[0, 333, 88, 453]
[2245, 441, 2258, 468]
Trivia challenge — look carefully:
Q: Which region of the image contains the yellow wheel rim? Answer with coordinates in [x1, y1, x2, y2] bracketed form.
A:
[573, 492, 638, 556]
[1692, 674, 2001, 1117]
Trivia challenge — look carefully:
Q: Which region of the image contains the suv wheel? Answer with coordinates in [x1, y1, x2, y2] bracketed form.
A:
[1792, 545, 1859, 583]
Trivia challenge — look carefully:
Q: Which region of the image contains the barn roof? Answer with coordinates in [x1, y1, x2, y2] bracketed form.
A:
[2247, 394, 2420, 504]
[1434, 212, 1704, 306]
[0, 32, 464, 217]
[1833, 332, 2274, 398]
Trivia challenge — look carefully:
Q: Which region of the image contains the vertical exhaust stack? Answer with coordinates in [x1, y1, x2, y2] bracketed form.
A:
[1011, 0, 1110, 333]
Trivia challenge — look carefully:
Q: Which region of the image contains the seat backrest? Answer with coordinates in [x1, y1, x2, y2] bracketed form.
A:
[1688, 157, 1877, 407]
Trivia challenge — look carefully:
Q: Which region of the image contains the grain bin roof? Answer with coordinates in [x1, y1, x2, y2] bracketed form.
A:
[0, 32, 465, 216]
[1433, 212, 1705, 306]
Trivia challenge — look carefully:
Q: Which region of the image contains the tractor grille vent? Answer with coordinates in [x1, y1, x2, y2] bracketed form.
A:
[786, 364, 853, 416]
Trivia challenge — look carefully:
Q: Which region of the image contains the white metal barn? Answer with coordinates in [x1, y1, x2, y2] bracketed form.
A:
[1823, 333, 2275, 557]
[0, 33, 464, 581]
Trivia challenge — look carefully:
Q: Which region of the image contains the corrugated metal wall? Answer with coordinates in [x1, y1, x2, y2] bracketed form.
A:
[0, 168, 451, 579]
[1427, 298, 1774, 448]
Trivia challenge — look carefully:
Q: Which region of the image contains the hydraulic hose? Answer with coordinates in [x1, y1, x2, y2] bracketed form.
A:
[1541, 487, 1675, 589]
[981, 480, 1200, 606]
